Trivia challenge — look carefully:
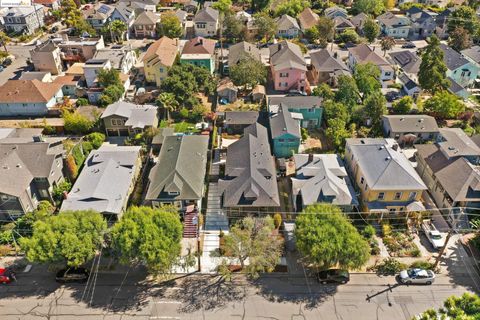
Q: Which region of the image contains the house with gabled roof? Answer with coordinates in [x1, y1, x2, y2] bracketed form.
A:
[333, 16, 355, 33]
[377, 12, 410, 39]
[388, 50, 421, 96]
[309, 49, 350, 86]
[345, 138, 427, 214]
[223, 111, 259, 134]
[382, 115, 439, 146]
[269, 41, 308, 92]
[461, 46, 480, 72]
[180, 36, 217, 74]
[440, 43, 478, 95]
[291, 154, 358, 212]
[268, 96, 323, 129]
[118, 0, 159, 12]
[143, 36, 179, 87]
[275, 14, 300, 39]
[193, 7, 219, 37]
[145, 135, 209, 210]
[219, 123, 280, 212]
[101, 101, 158, 137]
[133, 11, 159, 38]
[61, 145, 142, 221]
[269, 104, 301, 158]
[348, 44, 395, 83]
[350, 12, 369, 35]
[227, 41, 262, 70]
[83, 3, 114, 31]
[110, 3, 136, 38]
[297, 8, 319, 32]
[406, 7, 437, 39]
[324, 6, 348, 19]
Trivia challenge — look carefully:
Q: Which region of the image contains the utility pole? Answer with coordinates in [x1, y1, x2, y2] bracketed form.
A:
[433, 230, 453, 270]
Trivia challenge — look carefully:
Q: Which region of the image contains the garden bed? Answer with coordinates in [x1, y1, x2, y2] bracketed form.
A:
[382, 224, 421, 257]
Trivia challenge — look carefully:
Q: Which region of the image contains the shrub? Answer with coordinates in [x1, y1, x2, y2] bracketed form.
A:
[178, 107, 189, 119]
[52, 181, 72, 202]
[370, 239, 380, 255]
[65, 154, 78, 180]
[382, 223, 392, 237]
[72, 144, 86, 167]
[273, 213, 282, 229]
[375, 258, 407, 275]
[85, 132, 105, 149]
[410, 260, 435, 270]
[81, 141, 93, 155]
[410, 248, 421, 257]
[301, 128, 308, 141]
[76, 98, 89, 106]
[63, 111, 94, 134]
[362, 225, 376, 239]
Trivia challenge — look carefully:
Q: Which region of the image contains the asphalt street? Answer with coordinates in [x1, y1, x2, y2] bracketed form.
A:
[0, 44, 35, 86]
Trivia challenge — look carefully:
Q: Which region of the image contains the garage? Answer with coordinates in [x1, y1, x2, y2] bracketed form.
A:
[119, 129, 129, 136]
[107, 129, 119, 137]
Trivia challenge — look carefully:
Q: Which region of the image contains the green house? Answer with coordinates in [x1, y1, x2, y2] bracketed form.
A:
[180, 37, 216, 74]
[180, 54, 215, 74]
[268, 96, 323, 129]
[270, 104, 301, 158]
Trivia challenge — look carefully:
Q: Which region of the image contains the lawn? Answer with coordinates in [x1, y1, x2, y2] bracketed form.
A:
[174, 121, 199, 134]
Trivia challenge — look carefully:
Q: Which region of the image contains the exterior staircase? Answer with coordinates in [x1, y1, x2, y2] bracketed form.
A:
[183, 211, 198, 238]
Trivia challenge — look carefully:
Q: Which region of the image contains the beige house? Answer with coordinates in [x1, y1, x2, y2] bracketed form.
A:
[133, 11, 159, 38]
[143, 37, 179, 87]
[193, 7, 219, 37]
[30, 40, 63, 75]
[101, 101, 158, 137]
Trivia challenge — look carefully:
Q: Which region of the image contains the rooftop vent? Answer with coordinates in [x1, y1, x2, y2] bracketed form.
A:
[385, 156, 391, 161]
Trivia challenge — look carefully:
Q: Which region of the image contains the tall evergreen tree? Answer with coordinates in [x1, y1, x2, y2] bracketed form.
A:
[418, 35, 449, 94]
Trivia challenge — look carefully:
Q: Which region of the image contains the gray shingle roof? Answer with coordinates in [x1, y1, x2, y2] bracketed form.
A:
[291, 154, 358, 207]
[268, 96, 322, 112]
[347, 138, 427, 191]
[146, 135, 209, 201]
[219, 123, 280, 208]
[61, 145, 141, 215]
[440, 44, 470, 70]
[462, 46, 480, 64]
[438, 128, 480, 158]
[228, 41, 262, 66]
[269, 104, 300, 139]
[276, 14, 300, 30]
[389, 50, 421, 74]
[193, 7, 218, 22]
[269, 41, 306, 72]
[101, 101, 158, 129]
[382, 115, 439, 133]
[310, 49, 348, 73]
[152, 127, 174, 145]
[224, 111, 259, 125]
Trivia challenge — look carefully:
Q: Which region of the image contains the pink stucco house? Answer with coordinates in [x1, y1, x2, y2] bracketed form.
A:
[269, 41, 309, 93]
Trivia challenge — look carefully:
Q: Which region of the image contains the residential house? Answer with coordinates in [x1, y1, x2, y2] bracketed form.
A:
[269, 41, 308, 92]
[180, 36, 216, 74]
[415, 128, 480, 218]
[309, 49, 350, 86]
[20, 71, 52, 82]
[406, 7, 437, 39]
[348, 44, 395, 83]
[30, 40, 63, 75]
[398, 73, 421, 97]
[175, 9, 188, 36]
[251, 84, 266, 103]
[143, 36, 179, 87]
[54, 35, 105, 67]
[330, 0, 353, 5]
[61, 145, 142, 221]
[350, 12, 369, 35]
[101, 101, 158, 137]
[461, 46, 480, 74]
[324, 6, 348, 19]
[382, 115, 439, 146]
[333, 16, 355, 33]
[93, 45, 137, 74]
[223, 111, 259, 135]
[183, 0, 198, 13]
[33, 0, 60, 9]
[133, 11, 159, 38]
[345, 138, 427, 214]
[0, 130, 65, 219]
[435, 7, 454, 39]
[226, 41, 261, 74]
[83, 3, 114, 31]
[377, 12, 411, 39]
[53, 75, 83, 97]
[110, 3, 136, 39]
[297, 8, 320, 32]
[217, 79, 238, 103]
[268, 96, 323, 129]
[151, 127, 174, 154]
[219, 123, 280, 213]
[275, 14, 300, 39]
[144, 135, 209, 210]
[440, 44, 478, 91]
[2, 5, 45, 35]
[291, 154, 358, 212]
[193, 7, 219, 37]
[388, 50, 421, 96]
[118, 0, 159, 12]
[0, 80, 63, 116]
[84, 59, 111, 88]
[269, 104, 301, 158]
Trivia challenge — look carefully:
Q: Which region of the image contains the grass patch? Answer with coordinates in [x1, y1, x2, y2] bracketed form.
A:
[174, 121, 199, 134]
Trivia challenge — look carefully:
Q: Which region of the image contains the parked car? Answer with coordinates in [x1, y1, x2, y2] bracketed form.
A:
[401, 42, 416, 49]
[399, 268, 435, 285]
[55, 267, 89, 283]
[317, 269, 350, 284]
[386, 91, 400, 102]
[0, 268, 15, 284]
[2, 58, 12, 66]
[49, 26, 59, 34]
[421, 219, 446, 250]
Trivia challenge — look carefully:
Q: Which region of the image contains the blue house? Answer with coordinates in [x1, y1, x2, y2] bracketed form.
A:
[440, 44, 479, 97]
[268, 96, 323, 129]
[269, 104, 301, 158]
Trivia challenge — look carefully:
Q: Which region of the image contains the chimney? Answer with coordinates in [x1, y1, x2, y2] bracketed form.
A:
[308, 153, 313, 163]
[392, 143, 399, 151]
[278, 43, 281, 51]
[199, 38, 203, 45]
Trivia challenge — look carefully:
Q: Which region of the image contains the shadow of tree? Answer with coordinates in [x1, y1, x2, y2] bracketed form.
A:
[442, 240, 480, 292]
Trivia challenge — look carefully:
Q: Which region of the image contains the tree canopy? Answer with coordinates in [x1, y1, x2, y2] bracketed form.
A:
[294, 204, 370, 270]
[230, 56, 267, 90]
[111, 206, 183, 274]
[448, 27, 472, 51]
[363, 18, 380, 43]
[392, 96, 413, 114]
[447, 6, 479, 34]
[274, 0, 309, 17]
[424, 91, 465, 119]
[363, 91, 387, 134]
[416, 293, 480, 320]
[335, 75, 360, 110]
[158, 12, 183, 38]
[418, 35, 449, 94]
[20, 210, 107, 267]
[59, 0, 95, 36]
[354, 63, 381, 98]
[353, 0, 385, 16]
[253, 11, 277, 41]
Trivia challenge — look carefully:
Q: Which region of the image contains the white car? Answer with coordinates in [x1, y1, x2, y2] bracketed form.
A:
[399, 268, 435, 285]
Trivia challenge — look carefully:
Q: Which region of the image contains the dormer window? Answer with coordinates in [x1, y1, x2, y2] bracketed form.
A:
[168, 191, 179, 196]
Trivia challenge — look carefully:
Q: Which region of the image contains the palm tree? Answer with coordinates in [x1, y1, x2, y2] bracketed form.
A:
[109, 20, 127, 43]
[156, 92, 179, 121]
[380, 36, 395, 56]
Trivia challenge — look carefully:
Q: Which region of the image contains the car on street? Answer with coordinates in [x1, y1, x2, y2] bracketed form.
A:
[55, 267, 89, 283]
[401, 42, 416, 49]
[386, 91, 401, 102]
[0, 268, 15, 284]
[399, 268, 435, 285]
[317, 269, 350, 284]
[421, 219, 446, 250]
[50, 26, 59, 34]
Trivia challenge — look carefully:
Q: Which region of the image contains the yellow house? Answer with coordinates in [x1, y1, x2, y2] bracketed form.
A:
[345, 138, 427, 214]
[143, 37, 179, 87]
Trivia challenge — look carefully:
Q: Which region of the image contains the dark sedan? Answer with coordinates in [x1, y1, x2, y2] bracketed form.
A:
[316, 269, 350, 284]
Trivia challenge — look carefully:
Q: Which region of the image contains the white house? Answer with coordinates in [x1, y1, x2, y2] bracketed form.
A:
[193, 7, 219, 37]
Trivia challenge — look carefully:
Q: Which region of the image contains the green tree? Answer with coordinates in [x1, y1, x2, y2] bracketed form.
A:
[60, 0, 95, 36]
[223, 13, 245, 42]
[156, 92, 179, 120]
[419, 35, 449, 94]
[323, 100, 349, 123]
[20, 210, 107, 267]
[62, 111, 94, 134]
[392, 96, 413, 114]
[448, 5, 479, 34]
[353, 0, 385, 16]
[85, 132, 106, 149]
[380, 36, 395, 56]
[363, 18, 380, 43]
[326, 118, 350, 151]
[294, 204, 370, 270]
[312, 83, 334, 100]
[157, 11, 183, 38]
[107, 20, 127, 43]
[251, 0, 271, 11]
[363, 91, 387, 133]
[0, 31, 9, 53]
[111, 206, 183, 274]
[337, 29, 359, 44]
[317, 16, 335, 47]
[354, 63, 381, 98]
[448, 27, 472, 51]
[230, 56, 267, 90]
[98, 68, 121, 88]
[274, 0, 309, 17]
[424, 91, 465, 119]
[223, 216, 283, 277]
[253, 11, 276, 41]
[336, 75, 361, 110]
[415, 293, 480, 320]
[99, 85, 125, 107]
[304, 26, 320, 42]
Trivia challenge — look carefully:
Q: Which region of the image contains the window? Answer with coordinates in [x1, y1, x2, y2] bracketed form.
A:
[111, 119, 117, 126]
[168, 191, 179, 196]
[389, 208, 396, 214]
[394, 192, 402, 200]
[159, 68, 164, 73]
[409, 191, 417, 200]
[279, 72, 289, 78]
[1, 195, 8, 201]
[284, 82, 288, 87]
[278, 82, 282, 87]
[308, 108, 315, 113]
[360, 177, 364, 185]
[378, 192, 385, 200]
[279, 139, 285, 142]
[196, 23, 206, 29]
[385, 72, 392, 76]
